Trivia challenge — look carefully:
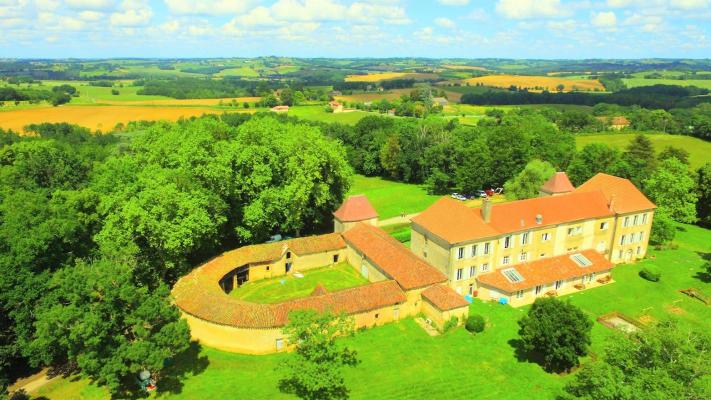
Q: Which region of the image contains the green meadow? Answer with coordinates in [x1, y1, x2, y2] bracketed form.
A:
[348, 174, 441, 219]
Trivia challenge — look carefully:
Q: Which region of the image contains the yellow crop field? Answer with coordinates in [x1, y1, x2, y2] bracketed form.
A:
[0, 106, 254, 133]
[96, 97, 261, 106]
[462, 74, 604, 92]
[344, 72, 437, 82]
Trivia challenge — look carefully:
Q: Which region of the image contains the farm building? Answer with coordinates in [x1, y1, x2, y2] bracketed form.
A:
[270, 105, 289, 113]
[595, 115, 631, 130]
[329, 101, 344, 113]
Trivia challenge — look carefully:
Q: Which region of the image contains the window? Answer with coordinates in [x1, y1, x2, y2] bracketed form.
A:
[521, 232, 530, 245]
[503, 235, 512, 249]
[286, 251, 291, 259]
[266, 266, 270, 271]
[502, 256, 510, 265]
[624, 216, 630, 227]
[642, 213, 648, 224]
[333, 254, 339, 263]
[484, 242, 490, 255]
[540, 253, 546, 258]
[568, 226, 583, 236]
[456, 268, 463, 280]
[423, 250, 428, 258]
[588, 272, 596, 283]
[535, 285, 542, 295]
[520, 252, 528, 262]
[457, 247, 464, 259]
[468, 284, 474, 295]
[502, 268, 524, 283]
[637, 246, 642, 255]
[639, 231, 644, 242]
[570, 253, 592, 267]
[516, 290, 524, 299]
[276, 338, 285, 351]
[469, 266, 476, 277]
[600, 222, 609, 230]
[618, 250, 623, 259]
[633, 215, 639, 225]
[620, 235, 627, 245]
[555, 280, 563, 290]
[471, 244, 478, 257]
[375, 313, 379, 319]
[481, 263, 490, 272]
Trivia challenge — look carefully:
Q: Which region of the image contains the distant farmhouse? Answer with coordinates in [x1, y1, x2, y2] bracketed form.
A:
[172, 172, 654, 353]
[329, 101, 344, 113]
[595, 115, 631, 130]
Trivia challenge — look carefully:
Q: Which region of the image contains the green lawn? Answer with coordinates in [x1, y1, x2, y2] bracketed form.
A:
[576, 133, 711, 170]
[288, 105, 370, 125]
[348, 174, 441, 219]
[28, 223, 711, 399]
[229, 262, 369, 303]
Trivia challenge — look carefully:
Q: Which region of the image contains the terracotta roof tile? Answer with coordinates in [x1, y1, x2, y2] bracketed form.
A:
[342, 223, 447, 290]
[476, 249, 613, 293]
[333, 195, 378, 222]
[574, 173, 656, 214]
[422, 284, 470, 311]
[412, 191, 614, 245]
[540, 172, 575, 194]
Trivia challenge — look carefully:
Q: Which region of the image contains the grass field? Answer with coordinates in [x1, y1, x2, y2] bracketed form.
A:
[29, 223, 711, 400]
[0, 106, 246, 133]
[287, 105, 369, 125]
[443, 64, 488, 71]
[334, 89, 411, 103]
[622, 77, 711, 90]
[229, 262, 368, 303]
[462, 75, 604, 92]
[348, 175, 440, 219]
[345, 72, 438, 82]
[576, 133, 711, 170]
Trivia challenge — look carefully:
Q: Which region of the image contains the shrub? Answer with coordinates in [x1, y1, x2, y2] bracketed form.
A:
[442, 316, 459, 333]
[465, 314, 486, 333]
[639, 267, 661, 282]
[111, 89, 120, 95]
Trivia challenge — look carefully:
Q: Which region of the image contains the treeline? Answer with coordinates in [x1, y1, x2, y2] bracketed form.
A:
[461, 84, 709, 110]
[137, 77, 281, 98]
[0, 116, 352, 396]
[0, 86, 51, 102]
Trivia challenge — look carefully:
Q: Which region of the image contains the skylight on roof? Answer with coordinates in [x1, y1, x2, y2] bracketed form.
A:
[502, 268, 524, 283]
[570, 253, 592, 267]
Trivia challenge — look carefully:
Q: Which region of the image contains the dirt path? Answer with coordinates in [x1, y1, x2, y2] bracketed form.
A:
[8, 368, 57, 395]
[378, 213, 419, 227]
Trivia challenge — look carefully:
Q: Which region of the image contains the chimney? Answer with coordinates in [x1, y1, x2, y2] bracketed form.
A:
[535, 214, 543, 225]
[608, 195, 616, 212]
[482, 197, 492, 223]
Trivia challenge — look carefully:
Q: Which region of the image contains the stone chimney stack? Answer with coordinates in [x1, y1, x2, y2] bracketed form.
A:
[482, 197, 492, 223]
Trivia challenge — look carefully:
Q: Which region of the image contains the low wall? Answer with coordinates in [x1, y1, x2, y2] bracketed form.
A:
[182, 312, 286, 355]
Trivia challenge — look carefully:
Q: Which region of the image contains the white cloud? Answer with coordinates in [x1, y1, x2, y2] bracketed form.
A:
[110, 0, 152, 26]
[65, 0, 114, 10]
[463, 8, 489, 21]
[495, 0, 571, 19]
[271, 0, 346, 22]
[163, 0, 255, 16]
[437, 0, 470, 5]
[434, 17, 455, 28]
[348, 2, 410, 25]
[669, 0, 709, 9]
[607, 0, 709, 9]
[591, 11, 617, 29]
[159, 19, 180, 33]
[623, 13, 664, 31]
[547, 19, 576, 31]
[226, 6, 277, 27]
[78, 10, 104, 21]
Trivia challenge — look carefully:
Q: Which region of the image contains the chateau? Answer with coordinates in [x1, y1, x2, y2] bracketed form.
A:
[172, 172, 654, 353]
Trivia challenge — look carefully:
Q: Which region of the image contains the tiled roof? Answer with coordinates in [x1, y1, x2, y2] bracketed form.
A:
[311, 284, 329, 296]
[476, 249, 613, 293]
[288, 233, 346, 255]
[574, 173, 656, 214]
[412, 191, 614, 244]
[422, 284, 470, 311]
[333, 195, 378, 222]
[540, 172, 575, 194]
[342, 223, 447, 290]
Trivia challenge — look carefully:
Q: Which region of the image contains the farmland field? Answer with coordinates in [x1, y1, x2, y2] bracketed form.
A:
[462, 74, 604, 92]
[0, 106, 249, 133]
[443, 64, 488, 71]
[286, 105, 369, 125]
[334, 89, 411, 103]
[345, 72, 438, 82]
[29, 223, 711, 400]
[622, 77, 711, 90]
[576, 133, 711, 169]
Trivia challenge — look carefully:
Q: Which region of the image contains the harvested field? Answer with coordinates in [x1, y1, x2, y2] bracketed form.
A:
[334, 89, 411, 102]
[462, 74, 604, 92]
[0, 106, 254, 133]
[95, 97, 261, 106]
[345, 72, 437, 82]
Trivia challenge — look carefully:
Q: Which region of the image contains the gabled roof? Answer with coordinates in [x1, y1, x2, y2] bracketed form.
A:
[476, 249, 613, 293]
[422, 284, 469, 311]
[540, 172, 575, 194]
[333, 195, 378, 222]
[412, 191, 613, 245]
[574, 173, 656, 214]
[342, 223, 447, 290]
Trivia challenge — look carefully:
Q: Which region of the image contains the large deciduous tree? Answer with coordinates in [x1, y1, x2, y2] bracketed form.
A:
[28, 260, 191, 396]
[696, 162, 711, 228]
[623, 134, 657, 188]
[566, 143, 630, 186]
[644, 157, 697, 224]
[503, 159, 556, 200]
[279, 310, 359, 400]
[517, 298, 592, 373]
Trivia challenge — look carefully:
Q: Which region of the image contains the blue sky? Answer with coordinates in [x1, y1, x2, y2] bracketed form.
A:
[0, 0, 709, 59]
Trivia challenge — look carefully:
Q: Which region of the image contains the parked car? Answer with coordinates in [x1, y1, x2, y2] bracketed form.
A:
[450, 193, 467, 201]
[475, 190, 487, 198]
[485, 187, 504, 197]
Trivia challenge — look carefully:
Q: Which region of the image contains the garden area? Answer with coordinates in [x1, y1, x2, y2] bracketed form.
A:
[229, 262, 369, 304]
[26, 223, 711, 399]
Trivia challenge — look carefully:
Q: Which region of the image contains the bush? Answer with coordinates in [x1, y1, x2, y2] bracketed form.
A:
[639, 267, 661, 282]
[465, 314, 485, 333]
[111, 89, 120, 95]
[442, 316, 459, 333]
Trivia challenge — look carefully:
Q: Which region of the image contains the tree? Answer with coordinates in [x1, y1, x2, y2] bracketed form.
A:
[658, 146, 690, 165]
[643, 157, 697, 223]
[27, 260, 191, 396]
[567, 143, 629, 186]
[503, 159, 555, 200]
[556, 84, 565, 92]
[260, 93, 278, 108]
[695, 163, 711, 228]
[650, 209, 676, 245]
[280, 88, 294, 106]
[517, 298, 592, 373]
[623, 134, 657, 188]
[379, 134, 401, 179]
[562, 320, 711, 400]
[485, 121, 532, 186]
[278, 310, 359, 400]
